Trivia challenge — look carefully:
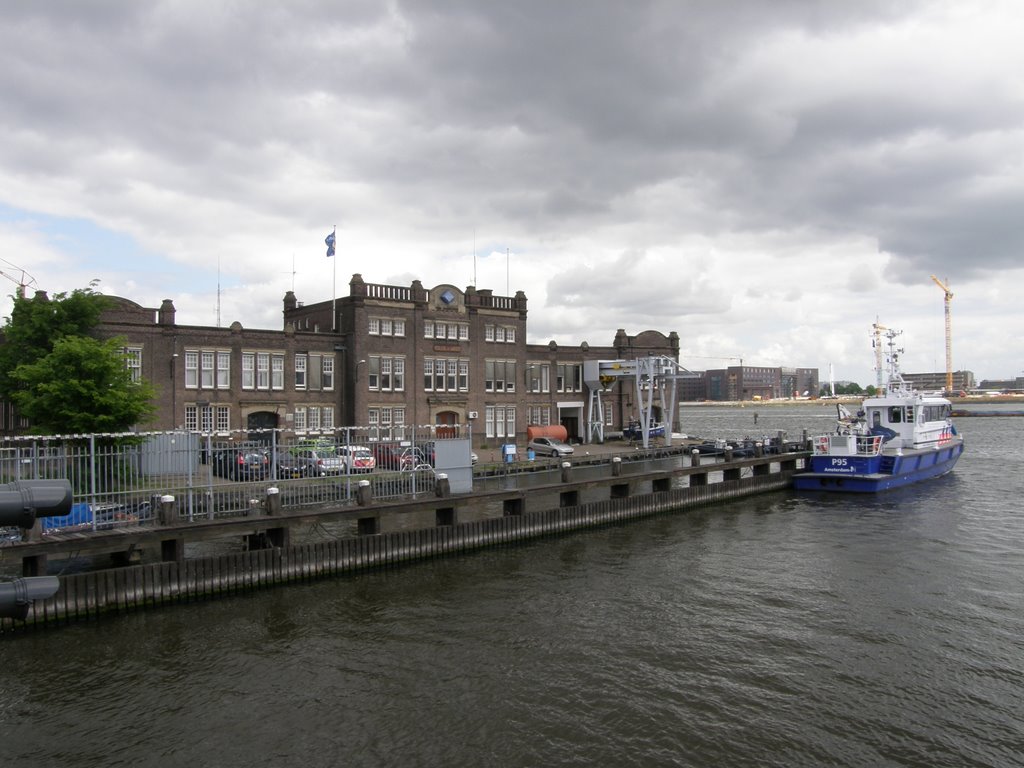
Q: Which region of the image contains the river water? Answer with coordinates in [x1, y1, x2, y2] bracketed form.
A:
[3, 406, 1023, 767]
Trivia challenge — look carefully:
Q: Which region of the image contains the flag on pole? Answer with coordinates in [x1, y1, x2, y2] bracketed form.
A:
[325, 231, 336, 257]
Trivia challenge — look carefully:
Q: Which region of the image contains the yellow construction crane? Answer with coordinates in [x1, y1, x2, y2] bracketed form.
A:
[930, 275, 953, 393]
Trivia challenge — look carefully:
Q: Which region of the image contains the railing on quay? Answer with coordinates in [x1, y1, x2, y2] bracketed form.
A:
[0, 426, 454, 537]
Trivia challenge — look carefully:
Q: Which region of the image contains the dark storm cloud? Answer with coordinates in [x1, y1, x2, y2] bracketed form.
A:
[2, 0, 1022, 376]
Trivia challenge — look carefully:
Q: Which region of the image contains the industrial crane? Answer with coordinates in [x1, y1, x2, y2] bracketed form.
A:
[930, 275, 954, 393]
[0, 258, 38, 298]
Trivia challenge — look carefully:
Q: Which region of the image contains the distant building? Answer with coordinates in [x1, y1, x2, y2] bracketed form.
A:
[686, 365, 819, 401]
[901, 370, 976, 393]
[978, 377, 1023, 393]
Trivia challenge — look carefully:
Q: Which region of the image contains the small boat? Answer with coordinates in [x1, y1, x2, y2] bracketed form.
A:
[623, 421, 665, 441]
[794, 331, 964, 493]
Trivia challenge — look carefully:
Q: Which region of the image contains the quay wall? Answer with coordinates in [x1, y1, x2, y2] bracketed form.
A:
[4, 460, 797, 633]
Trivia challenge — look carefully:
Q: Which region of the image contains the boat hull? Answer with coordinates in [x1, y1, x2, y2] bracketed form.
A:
[793, 439, 964, 493]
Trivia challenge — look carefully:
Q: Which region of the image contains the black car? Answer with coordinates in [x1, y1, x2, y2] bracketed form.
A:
[214, 449, 269, 480]
[272, 451, 313, 479]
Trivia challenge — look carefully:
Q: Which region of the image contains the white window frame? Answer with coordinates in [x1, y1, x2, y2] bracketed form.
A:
[242, 353, 255, 390]
[216, 351, 230, 389]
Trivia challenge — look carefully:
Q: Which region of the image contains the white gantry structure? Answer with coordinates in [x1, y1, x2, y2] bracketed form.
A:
[583, 356, 700, 448]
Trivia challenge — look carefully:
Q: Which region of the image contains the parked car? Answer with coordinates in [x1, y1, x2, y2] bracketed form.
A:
[273, 451, 314, 478]
[528, 437, 575, 457]
[286, 443, 376, 475]
[337, 445, 376, 473]
[214, 449, 269, 480]
[287, 445, 345, 476]
[371, 442, 415, 471]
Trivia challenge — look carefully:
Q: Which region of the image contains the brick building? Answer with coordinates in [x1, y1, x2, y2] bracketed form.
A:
[79, 274, 681, 447]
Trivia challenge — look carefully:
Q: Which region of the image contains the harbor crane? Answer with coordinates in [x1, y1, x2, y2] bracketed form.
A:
[930, 275, 954, 393]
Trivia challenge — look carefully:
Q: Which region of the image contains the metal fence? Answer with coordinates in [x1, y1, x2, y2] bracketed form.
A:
[0, 427, 457, 534]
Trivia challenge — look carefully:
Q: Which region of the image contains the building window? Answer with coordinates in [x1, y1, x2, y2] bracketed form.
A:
[322, 356, 334, 390]
[485, 405, 516, 439]
[185, 349, 230, 390]
[309, 354, 322, 390]
[526, 363, 550, 393]
[123, 346, 142, 382]
[242, 353, 255, 389]
[368, 355, 405, 392]
[604, 403, 614, 426]
[199, 352, 214, 389]
[527, 405, 550, 426]
[371, 316, 405, 337]
[184, 351, 198, 388]
[294, 405, 334, 432]
[427, 320, 467, 340]
[257, 353, 270, 389]
[393, 358, 404, 391]
[271, 354, 284, 390]
[557, 363, 583, 393]
[485, 360, 516, 393]
[185, 404, 230, 433]
[425, 357, 469, 392]
[485, 323, 516, 343]
[217, 352, 230, 389]
[295, 354, 307, 390]
[216, 405, 230, 432]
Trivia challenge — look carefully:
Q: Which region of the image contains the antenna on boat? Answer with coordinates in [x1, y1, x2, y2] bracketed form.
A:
[883, 328, 905, 390]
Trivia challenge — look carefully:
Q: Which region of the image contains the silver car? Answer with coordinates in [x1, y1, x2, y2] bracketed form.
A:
[528, 437, 575, 457]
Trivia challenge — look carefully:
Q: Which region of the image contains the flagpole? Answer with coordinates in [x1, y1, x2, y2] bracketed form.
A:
[332, 225, 337, 331]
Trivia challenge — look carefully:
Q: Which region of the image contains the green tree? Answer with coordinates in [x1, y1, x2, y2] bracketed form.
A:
[0, 284, 155, 433]
[11, 335, 155, 433]
[0, 284, 110, 399]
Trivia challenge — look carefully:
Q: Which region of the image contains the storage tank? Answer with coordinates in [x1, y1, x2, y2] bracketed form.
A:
[526, 425, 568, 442]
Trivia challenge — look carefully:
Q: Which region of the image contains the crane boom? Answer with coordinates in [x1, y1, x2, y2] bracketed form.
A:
[930, 275, 953, 393]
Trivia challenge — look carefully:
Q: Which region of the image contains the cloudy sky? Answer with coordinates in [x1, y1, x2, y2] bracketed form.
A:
[2, 1, 1022, 387]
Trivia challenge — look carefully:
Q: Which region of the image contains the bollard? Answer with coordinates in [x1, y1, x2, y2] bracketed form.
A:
[724, 447, 733, 462]
[755, 442, 764, 458]
[435, 473, 450, 498]
[265, 486, 281, 516]
[612, 456, 622, 477]
[158, 494, 176, 526]
[357, 479, 372, 506]
[691, 449, 700, 467]
[561, 461, 572, 483]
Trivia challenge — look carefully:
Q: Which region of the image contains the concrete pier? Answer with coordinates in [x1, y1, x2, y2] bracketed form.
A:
[3, 449, 806, 632]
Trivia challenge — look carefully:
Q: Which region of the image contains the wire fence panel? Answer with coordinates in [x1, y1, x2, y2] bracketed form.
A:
[1, 426, 463, 535]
